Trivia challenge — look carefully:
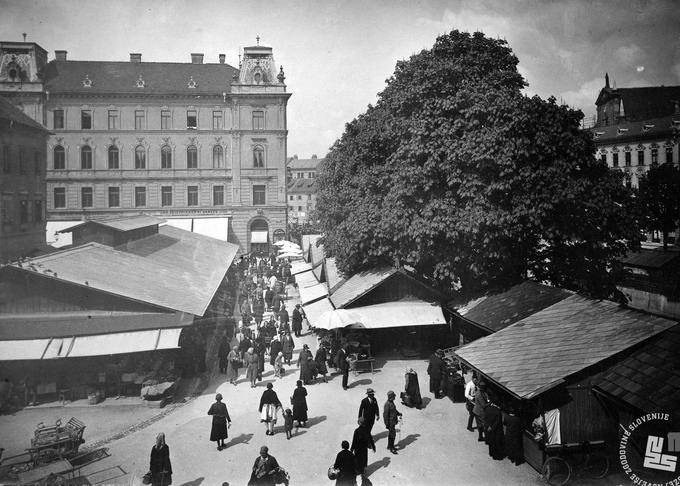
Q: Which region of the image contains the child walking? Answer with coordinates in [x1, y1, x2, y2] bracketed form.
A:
[284, 408, 294, 439]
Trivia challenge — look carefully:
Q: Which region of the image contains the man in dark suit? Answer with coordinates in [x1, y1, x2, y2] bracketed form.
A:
[358, 388, 380, 433]
[337, 345, 349, 390]
[383, 390, 402, 454]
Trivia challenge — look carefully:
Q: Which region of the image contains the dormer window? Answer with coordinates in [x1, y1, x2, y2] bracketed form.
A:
[643, 124, 655, 132]
[82, 75, 93, 88]
[187, 76, 198, 89]
[617, 128, 628, 136]
[136, 75, 145, 88]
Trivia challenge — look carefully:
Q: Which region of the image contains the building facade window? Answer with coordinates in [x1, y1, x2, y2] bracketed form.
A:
[253, 185, 265, 205]
[108, 187, 120, 207]
[213, 185, 224, 206]
[53, 146, 65, 170]
[187, 110, 197, 129]
[135, 187, 146, 207]
[19, 200, 29, 224]
[34, 200, 43, 222]
[54, 109, 64, 129]
[2, 146, 9, 173]
[81, 145, 93, 169]
[624, 151, 631, 167]
[108, 146, 120, 169]
[612, 152, 619, 167]
[213, 111, 223, 130]
[161, 186, 173, 206]
[19, 148, 25, 174]
[161, 145, 172, 169]
[600, 153, 606, 165]
[108, 110, 119, 130]
[81, 187, 93, 208]
[161, 110, 171, 130]
[81, 110, 92, 130]
[135, 146, 146, 169]
[187, 185, 198, 206]
[213, 145, 223, 168]
[34, 151, 41, 175]
[253, 146, 264, 167]
[308, 172, 315, 178]
[652, 148, 659, 165]
[54, 188, 66, 208]
[666, 146, 674, 165]
[135, 110, 145, 130]
[638, 149, 645, 166]
[187, 145, 198, 168]
[289, 195, 294, 201]
[252, 110, 264, 130]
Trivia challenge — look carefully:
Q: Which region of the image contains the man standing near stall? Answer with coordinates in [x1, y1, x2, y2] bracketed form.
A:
[383, 390, 402, 454]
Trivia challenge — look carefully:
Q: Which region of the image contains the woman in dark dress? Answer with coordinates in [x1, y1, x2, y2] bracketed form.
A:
[297, 344, 312, 385]
[149, 432, 172, 486]
[281, 332, 295, 365]
[333, 440, 357, 486]
[351, 418, 375, 478]
[503, 405, 524, 465]
[484, 397, 505, 460]
[314, 345, 328, 383]
[291, 380, 308, 427]
[208, 393, 232, 450]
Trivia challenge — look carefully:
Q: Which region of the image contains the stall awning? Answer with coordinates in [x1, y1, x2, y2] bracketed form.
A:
[304, 298, 335, 327]
[290, 260, 313, 275]
[298, 282, 329, 305]
[295, 270, 318, 287]
[349, 299, 446, 329]
[0, 328, 184, 361]
[251, 231, 269, 243]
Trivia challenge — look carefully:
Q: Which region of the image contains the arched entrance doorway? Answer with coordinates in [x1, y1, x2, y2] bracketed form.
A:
[273, 228, 286, 243]
[250, 219, 269, 256]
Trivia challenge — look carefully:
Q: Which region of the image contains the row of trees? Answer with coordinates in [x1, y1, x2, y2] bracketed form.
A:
[316, 30, 646, 300]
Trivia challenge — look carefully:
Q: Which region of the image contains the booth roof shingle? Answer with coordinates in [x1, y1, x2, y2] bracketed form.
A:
[620, 249, 680, 269]
[456, 281, 573, 333]
[595, 324, 680, 414]
[455, 295, 675, 399]
[63, 215, 165, 233]
[8, 226, 238, 316]
[330, 266, 399, 309]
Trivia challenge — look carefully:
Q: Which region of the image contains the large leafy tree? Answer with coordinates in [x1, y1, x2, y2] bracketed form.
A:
[316, 30, 640, 299]
[637, 163, 680, 250]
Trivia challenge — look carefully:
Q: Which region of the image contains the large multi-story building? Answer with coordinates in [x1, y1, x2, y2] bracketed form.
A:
[590, 74, 680, 188]
[0, 96, 50, 262]
[0, 38, 291, 255]
[287, 154, 323, 224]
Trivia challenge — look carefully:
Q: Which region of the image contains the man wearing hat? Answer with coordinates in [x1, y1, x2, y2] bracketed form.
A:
[383, 390, 402, 454]
[427, 349, 445, 399]
[358, 388, 380, 434]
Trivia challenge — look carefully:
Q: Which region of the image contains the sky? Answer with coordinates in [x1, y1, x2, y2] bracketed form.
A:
[2, 0, 679, 158]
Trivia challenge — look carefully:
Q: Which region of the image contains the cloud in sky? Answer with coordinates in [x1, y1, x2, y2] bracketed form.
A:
[1, 0, 679, 157]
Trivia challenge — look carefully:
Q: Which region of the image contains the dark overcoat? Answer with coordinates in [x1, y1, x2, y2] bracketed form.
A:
[208, 401, 231, 441]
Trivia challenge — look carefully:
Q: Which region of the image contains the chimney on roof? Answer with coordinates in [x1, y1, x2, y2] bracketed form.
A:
[311, 154, 317, 159]
[55, 50, 67, 61]
[294, 154, 298, 159]
[130, 53, 142, 62]
[605, 72, 610, 89]
[219, 54, 226, 64]
[191, 53, 204, 64]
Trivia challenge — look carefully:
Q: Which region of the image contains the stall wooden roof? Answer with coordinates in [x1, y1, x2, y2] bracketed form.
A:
[455, 295, 675, 399]
[329, 267, 399, 309]
[595, 324, 680, 414]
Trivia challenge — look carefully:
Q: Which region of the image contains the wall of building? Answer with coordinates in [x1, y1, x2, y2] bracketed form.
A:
[597, 140, 678, 187]
[0, 122, 48, 261]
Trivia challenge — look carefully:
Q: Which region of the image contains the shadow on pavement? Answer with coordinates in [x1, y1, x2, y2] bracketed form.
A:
[178, 477, 205, 486]
[372, 430, 388, 443]
[225, 433, 254, 449]
[396, 433, 420, 450]
[365, 457, 391, 477]
[420, 397, 432, 409]
[349, 379, 373, 388]
[304, 415, 327, 428]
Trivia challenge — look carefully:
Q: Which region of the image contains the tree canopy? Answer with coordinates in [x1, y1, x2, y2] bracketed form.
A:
[637, 163, 680, 250]
[315, 30, 641, 299]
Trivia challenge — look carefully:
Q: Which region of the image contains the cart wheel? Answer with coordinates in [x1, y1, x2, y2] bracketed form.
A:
[582, 453, 609, 479]
[542, 456, 571, 486]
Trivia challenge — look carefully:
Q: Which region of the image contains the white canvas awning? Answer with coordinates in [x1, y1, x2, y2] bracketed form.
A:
[164, 217, 230, 241]
[295, 270, 318, 287]
[298, 282, 329, 305]
[251, 231, 269, 244]
[290, 260, 313, 275]
[0, 329, 184, 361]
[349, 299, 446, 329]
[303, 298, 335, 327]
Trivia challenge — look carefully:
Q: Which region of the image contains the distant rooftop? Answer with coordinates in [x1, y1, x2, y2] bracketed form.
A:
[288, 155, 324, 170]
